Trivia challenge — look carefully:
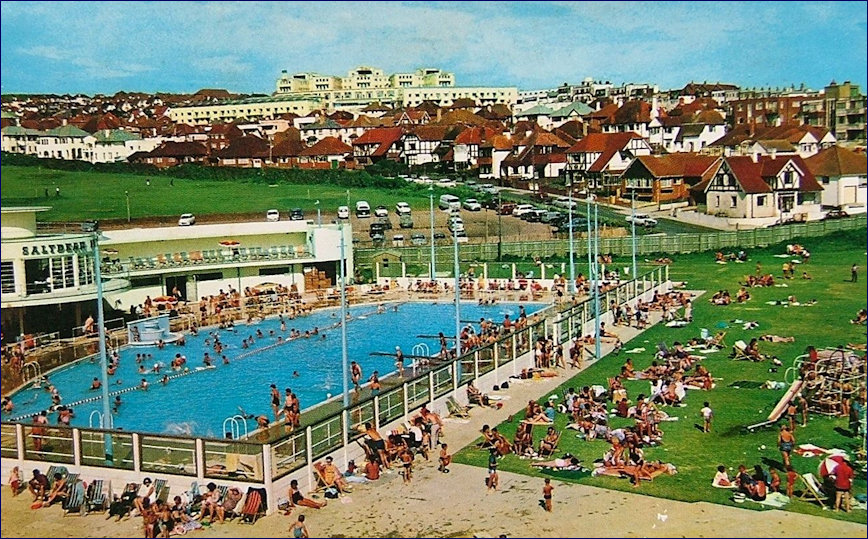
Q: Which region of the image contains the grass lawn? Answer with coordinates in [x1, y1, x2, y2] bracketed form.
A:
[0, 165, 451, 222]
[454, 230, 867, 523]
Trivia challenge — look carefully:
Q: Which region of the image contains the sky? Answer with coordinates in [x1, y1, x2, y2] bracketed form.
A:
[1, 1, 866, 95]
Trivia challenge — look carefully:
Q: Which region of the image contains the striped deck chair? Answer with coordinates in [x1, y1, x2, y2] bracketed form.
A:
[239, 487, 267, 524]
[84, 479, 107, 514]
[62, 480, 86, 516]
[45, 466, 69, 488]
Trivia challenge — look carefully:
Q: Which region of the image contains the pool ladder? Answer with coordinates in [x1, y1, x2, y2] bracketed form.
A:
[89, 410, 113, 429]
[411, 343, 430, 374]
[223, 415, 249, 440]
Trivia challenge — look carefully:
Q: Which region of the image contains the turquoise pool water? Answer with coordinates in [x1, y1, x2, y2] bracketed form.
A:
[9, 302, 542, 438]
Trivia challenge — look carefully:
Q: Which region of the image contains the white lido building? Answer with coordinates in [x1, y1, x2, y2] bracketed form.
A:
[1, 207, 129, 339]
[1, 207, 353, 340]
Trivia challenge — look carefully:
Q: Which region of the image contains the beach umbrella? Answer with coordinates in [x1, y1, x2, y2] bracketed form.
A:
[818, 454, 847, 478]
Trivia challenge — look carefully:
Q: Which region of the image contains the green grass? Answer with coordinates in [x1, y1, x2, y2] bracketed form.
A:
[454, 232, 867, 523]
[0, 165, 460, 222]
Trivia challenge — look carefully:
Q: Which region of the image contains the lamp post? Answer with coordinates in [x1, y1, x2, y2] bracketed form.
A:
[568, 179, 576, 294]
[497, 190, 502, 262]
[630, 186, 637, 278]
[453, 226, 462, 361]
[593, 202, 601, 362]
[125, 190, 130, 223]
[429, 185, 436, 280]
[315, 200, 321, 227]
[339, 223, 349, 410]
[92, 230, 113, 463]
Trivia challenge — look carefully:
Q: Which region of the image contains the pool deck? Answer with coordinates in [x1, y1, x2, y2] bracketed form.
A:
[2, 293, 863, 537]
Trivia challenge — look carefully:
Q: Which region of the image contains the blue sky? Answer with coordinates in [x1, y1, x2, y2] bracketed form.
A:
[2, 1, 866, 95]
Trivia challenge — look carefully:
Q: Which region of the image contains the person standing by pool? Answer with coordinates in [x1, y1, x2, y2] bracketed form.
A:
[351, 361, 362, 394]
[395, 346, 405, 378]
[542, 478, 554, 512]
[290, 514, 309, 538]
[778, 424, 795, 467]
[270, 384, 281, 421]
[369, 371, 381, 397]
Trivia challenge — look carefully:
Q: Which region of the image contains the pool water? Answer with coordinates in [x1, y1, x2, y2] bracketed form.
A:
[10, 302, 542, 438]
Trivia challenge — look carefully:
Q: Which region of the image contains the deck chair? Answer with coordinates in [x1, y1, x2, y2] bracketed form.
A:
[45, 466, 69, 488]
[107, 482, 138, 520]
[62, 479, 86, 516]
[538, 431, 561, 457]
[799, 473, 829, 506]
[239, 487, 267, 524]
[446, 396, 471, 418]
[731, 340, 750, 360]
[706, 331, 726, 349]
[84, 479, 107, 514]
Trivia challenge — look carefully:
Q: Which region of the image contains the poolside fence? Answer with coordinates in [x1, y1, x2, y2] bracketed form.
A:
[1, 265, 670, 513]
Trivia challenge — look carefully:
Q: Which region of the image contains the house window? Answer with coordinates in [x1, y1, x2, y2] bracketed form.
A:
[821, 176, 830, 185]
[730, 196, 737, 208]
[757, 195, 766, 206]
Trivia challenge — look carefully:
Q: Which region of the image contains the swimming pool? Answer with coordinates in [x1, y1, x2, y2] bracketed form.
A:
[9, 302, 543, 438]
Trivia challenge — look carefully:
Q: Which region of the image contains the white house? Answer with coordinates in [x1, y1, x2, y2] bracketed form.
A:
[805, 145, 867, 212]
[697, 154, 823, 223]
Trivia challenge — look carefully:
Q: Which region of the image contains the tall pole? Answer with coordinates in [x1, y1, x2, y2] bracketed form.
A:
[125, 190, 130, 223]
[429, 186, 436, 280]
[593, 203, 601, 361]
[497, 190, 502, 262]
[453, 227, 461, 360]
[93, 232, 113, 462]
[586, 196, 593, 302]
[315, 200, 321, 227]
[340, 224, 349, 410]
[568, 182, 576, 293]
[631, 187, 637, 278]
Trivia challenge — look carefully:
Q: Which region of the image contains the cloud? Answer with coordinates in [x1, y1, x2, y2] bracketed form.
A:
[18, 45, 66, 61]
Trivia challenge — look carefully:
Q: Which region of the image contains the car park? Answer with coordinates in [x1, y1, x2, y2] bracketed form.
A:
[395, 202, 412, 215]
[625, 213, 658, 227]
[266, 209, 280, 222]
[290, 208, 305, 221]
[462, 198, 482, 211]
[355, 201, 371, 218]
[337, 205, 350, 219]
[178, 213, 196, 226]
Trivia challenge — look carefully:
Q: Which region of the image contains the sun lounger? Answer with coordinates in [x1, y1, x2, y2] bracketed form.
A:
[239, 487, 267, 524]
[84, 479, 107, 515]
[731, 340, 750, 361]
[62, 479, 86, 516]
[798, 472, 828, 505]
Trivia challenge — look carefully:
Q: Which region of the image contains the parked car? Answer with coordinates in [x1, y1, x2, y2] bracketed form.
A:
[438, 194, 461, 211]
[290, 208, 304, 221]
[178, 213, 196, 226]
[824, 208, 850, 220]
[454, 230, 469, 243]
[448, 217, 465, 232]
[395, 202, 412, 215]
[399, 213, 414, 229]
[512, 204, 536, 217]
[552, 196, 577, 210]
[337, 205, 350, 220]
[369, 222, 388, 238]
[375, 215, 392, 230]
[433, 232, 446, 240]
[374, 205, 389, 218]
[541, 210, 563, 223]
[625, 213, 658, 227]
[436, 178, 457, 188]
[554, 217, 589, 234]
[498, 202, 517, 215]
[355, 201, 371, 218]
[462, 198, 482, 211]
[410, 233, 426, 245]
[266, 209, 280, 222]
[479, 183, 499, 194]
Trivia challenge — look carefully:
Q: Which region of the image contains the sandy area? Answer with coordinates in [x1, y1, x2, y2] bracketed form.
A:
[3, 292, 864, 538]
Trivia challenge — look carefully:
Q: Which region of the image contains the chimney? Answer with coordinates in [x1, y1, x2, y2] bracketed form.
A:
[436, 108, 442, 122]
[62, 118, 68, 126]
[769, 147, 777, 160]
[751, 151, 759, 163]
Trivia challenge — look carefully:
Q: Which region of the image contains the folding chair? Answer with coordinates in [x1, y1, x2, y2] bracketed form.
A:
[707, 331, 727, 349]
[538, 430, 561, 457]
[798, 473, 829, 506]
[84, 479, 107, 515]
[62, 479, 86, 516]
[446, 396, 471, 418]
[239, 487, 267, 524]
[731, 340, 750, 360]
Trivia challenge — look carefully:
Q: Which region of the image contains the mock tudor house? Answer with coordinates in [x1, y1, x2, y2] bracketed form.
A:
[695, 154, 823, 223]
[620, 154, 721, 204]
[565, 132, 652, 194]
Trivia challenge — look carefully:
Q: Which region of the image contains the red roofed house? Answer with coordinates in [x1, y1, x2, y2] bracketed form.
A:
[352, 127, 404, 166]
[214, 135, 270, 167]
[500, 130, 571, 182]
[565, 132, 652, 194]
[297, 136, 353, 169]
[620, 154, 721, 204]
[132, 141, 209, 168]
[695, 154, 823, 223]
[452, 126, 501, 170]
[804, 145, 867, 212]
[400, 125, 450, 166]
